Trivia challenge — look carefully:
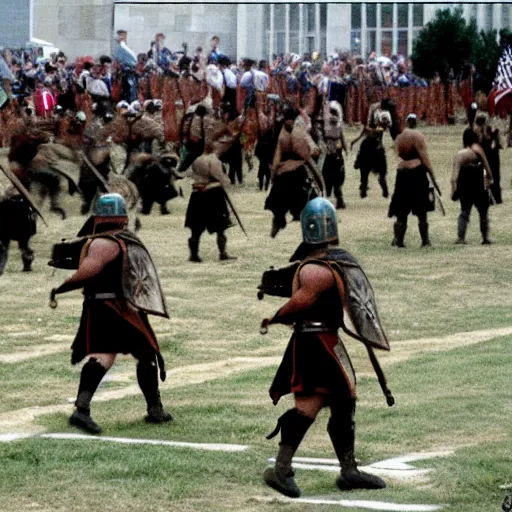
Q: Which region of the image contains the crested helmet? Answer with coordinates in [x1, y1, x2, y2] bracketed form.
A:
[301, 197, 338, 245]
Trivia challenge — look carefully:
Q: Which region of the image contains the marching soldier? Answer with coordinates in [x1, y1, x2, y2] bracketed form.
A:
[49, 193, 172, 434]
[264, 106, 321, 238]
[388, 113, 440, 248]
[184, 139, 236, 262]
[351, 98, 399, 199]
[260, 197, 391, 497]
[451, 128, 493, 245]
[0, 133, 46, 274]
[321, 100, 348, 209]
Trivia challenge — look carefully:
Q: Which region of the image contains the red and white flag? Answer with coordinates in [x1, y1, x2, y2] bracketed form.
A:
[489, 44, 512, 116]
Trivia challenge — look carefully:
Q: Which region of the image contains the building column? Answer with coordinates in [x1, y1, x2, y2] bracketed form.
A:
[269, 3, 274, 62]
[376, 3, 382, 55]
[315, 2, 321, 52]
[407, 2, 413, 57]
[392, 2, 398, 55]
[299, 4, 304, 54]
[237, 4, 248, 63]
[285, 4, 290, 54]
[361, 3, 367, 58]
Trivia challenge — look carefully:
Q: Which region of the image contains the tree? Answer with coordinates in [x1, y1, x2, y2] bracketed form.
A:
[412, 8, 476, 84]
[471, 28, 501, 95]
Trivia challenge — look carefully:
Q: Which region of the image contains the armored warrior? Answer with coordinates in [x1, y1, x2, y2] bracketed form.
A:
[264, 107, 322, 238]
[184, 139, 236, 262]
[321, 100, 348, 209]
[259, 197, 393, 498]
[49, 193, 172, 434]
[451, 128, 493, 245]
[0, 133, 47, 274]
[388, 113, 440, 248]
[351, 99, 399, 199]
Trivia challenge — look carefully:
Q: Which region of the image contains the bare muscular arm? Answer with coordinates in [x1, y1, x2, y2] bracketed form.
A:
[52, 238, 120, 296]
[269, 264, 336, 325]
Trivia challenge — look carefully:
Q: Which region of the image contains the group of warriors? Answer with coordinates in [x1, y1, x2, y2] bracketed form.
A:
[0, 49, 507, 502]
[47, 190, 394, 497]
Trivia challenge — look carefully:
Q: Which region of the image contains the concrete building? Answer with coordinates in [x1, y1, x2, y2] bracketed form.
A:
[2, 2, 511, 61]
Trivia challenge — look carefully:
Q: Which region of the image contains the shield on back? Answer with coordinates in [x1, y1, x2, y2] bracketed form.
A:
[122, 241, 169, 318]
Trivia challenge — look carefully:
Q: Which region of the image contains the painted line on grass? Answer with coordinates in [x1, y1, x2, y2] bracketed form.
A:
[253, 496, 446, 510]
[0, 432, 248, 452]
[268, 451, 454, 480]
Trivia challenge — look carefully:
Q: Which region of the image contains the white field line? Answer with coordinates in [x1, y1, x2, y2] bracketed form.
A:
[39, 433, 248, 451]
[252, 496, 446, 511]
[267, 451, 454, 480]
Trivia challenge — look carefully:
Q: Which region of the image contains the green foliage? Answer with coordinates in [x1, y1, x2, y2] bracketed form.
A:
[471, 28, 501, 94]
[412, 7, 501, 93]
[412, 8, 475, 83]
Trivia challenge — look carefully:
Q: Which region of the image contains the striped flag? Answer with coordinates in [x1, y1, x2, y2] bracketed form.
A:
[489, 44, 512, 117]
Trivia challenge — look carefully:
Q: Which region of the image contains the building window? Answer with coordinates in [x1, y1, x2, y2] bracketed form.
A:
[468, 4, 477, 22]
[381, 30, 392, 56]
[485, 4, 493, 31]
[276, 32, 285, 56]
[398, 30, 408, 57]
[351, 4, 361, 29]
[367, 30, 376, 55]
[398, 4, 408, 28]
[274, 4, 285, 29]
[382, 4, 393, 29]
[503, 5, 511, 28]
[307, 36, 315, 53]
[290, 3, 299, 31]
[307, 4, 315, 32]
[320, 4, 327, 30]
[351, 29, 362, 55]
[413, 4, 424, 27]
[367, 4, 377, 28]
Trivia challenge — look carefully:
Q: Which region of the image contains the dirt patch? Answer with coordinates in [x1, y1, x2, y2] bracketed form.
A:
[0, 356, 280, 433]
[2, 325, 511, 432]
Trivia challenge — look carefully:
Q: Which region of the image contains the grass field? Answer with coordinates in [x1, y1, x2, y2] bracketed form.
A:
[1, 124, 511, 512]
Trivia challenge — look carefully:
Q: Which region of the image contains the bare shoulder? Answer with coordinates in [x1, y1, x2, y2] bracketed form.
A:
[87, 237, 121, 260]
[299, 263, 335, 289]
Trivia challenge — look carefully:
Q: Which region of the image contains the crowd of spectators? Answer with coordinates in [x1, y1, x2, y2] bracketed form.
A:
[0, 30, 434, 118]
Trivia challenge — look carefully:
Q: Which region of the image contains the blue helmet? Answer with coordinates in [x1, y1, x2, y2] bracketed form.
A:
[94, 193, 127, 217]
[301, 197, 338, 245]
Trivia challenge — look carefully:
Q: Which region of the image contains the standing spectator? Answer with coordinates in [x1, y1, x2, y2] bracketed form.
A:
[113, 30, 138, 103]
[208, 35, 223, 64]
[148, 33, 173, 72]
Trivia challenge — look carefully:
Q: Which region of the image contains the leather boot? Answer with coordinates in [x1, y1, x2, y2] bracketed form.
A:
[336, 194, 346, 210]
[418, 220, 431, 247]
[188, 238, 202, 263]
[137, 359, 173, 423]
[270, 216, 286, 238]
[263, 409, 314, 498]
[21, 249, 34, 272]
[327, 417, 386, 491]
[455, 214, 468, 244]
[392, 221, 406, 248]
[69, 359, 107, 435]
[217, 232, 236, 261]
[379, 174, 389, 198]
[0, 241, 9, 276]
[480, 215, 492, 245]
